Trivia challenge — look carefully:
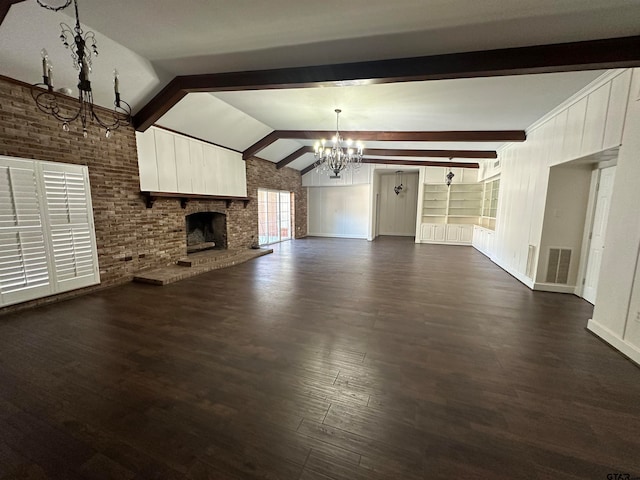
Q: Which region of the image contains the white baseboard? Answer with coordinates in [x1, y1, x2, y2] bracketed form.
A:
[533, 282, 577, 294]
[491, 258, 535, 289]
[587, 319, 640, 366]
[307, 233, 368, 239]
[417, 240, 472, 246]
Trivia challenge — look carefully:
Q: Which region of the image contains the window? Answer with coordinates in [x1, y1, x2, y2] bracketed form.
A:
[258, 189, 294, 245]
[0, 156, 100, 307]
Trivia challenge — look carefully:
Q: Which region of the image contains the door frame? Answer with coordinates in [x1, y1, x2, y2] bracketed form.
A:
[575, 164, 616, 301]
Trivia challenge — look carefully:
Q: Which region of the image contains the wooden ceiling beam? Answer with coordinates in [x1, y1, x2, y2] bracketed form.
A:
[300, 158, 479, 175]
[365, 148, 496, 159]
[300, 164, 318, 176]
[361, 158, 479, 168]
[243, 131, 281, 160]
[275, 146, 314, 169]
[274, 130, 526, 142]
[0, 0, 26, 26]
[243, 130, 525, 159]
[134, 36, 640, 131]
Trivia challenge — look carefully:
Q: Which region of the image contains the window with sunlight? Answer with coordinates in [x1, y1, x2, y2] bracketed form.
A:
[258, 189, 294, 245]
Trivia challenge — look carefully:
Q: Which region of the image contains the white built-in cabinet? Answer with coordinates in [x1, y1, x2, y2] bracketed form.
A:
[417, 178, 482, 245]
[472, 225, 496, 258]
[136, 126, 247, 197]
[420, 223, 446, 243]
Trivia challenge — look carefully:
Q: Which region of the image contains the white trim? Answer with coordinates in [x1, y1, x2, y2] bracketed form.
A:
[497, 69, 630, 155]
[533, 283, 576, 294]
[491, 258, 536, 290]
[575, 169, 598, 299]
[527, 69, 628, 134]
[587, 319, 640, 366]
[307, 233, 368, 239]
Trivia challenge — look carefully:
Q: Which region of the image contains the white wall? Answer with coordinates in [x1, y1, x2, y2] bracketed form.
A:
[378, 173, 419, 236]
[307, 184, 370, 238]
[536, 164, 592, 289]
[588, 68, 640, 364]
[491, 69, 632, 289]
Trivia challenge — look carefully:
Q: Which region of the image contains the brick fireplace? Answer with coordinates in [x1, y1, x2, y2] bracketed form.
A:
[0, 75, 307, 313]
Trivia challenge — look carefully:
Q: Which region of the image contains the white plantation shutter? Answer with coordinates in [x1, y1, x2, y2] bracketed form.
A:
[0, 156, 100, 307]
[0, 160, 52, 304]
[41, 163, 99, 293]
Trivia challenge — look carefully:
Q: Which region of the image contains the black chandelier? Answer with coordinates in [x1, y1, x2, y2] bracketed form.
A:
[313, 109, 364, 179]
[32, 0, 131, 138]
[394, 171, 404, 195]
[445, 158, 455, 186]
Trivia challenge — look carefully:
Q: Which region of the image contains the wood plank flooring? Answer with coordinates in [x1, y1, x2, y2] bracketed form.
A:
[0, 237, 639, 480]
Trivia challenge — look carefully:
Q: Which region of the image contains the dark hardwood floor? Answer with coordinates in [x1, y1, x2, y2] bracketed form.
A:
[0, 237, 639, 480]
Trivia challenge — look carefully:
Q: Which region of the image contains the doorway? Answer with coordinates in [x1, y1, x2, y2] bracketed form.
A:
[582, 166, 616, 304]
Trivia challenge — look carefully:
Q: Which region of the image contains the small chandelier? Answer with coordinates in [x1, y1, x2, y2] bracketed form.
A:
[32, 0, 131, 138]
[446, 159, 455, 187]
[313, 109, 364, 178]
[394, 171, 404, 195]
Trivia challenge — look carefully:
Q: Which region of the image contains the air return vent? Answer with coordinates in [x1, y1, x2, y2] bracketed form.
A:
[546, 248, 572, 284]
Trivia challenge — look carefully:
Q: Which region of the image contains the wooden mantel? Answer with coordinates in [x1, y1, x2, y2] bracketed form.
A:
[141, 191, 251, 209]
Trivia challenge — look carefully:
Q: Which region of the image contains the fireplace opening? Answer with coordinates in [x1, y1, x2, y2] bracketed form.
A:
[186, 212, 227, 254]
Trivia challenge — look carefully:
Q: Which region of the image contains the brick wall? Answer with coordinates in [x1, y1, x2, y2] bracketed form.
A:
[0, 75, 306, 312]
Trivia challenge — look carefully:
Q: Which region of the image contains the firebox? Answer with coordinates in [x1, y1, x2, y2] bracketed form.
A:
[185, 212, 227, 253]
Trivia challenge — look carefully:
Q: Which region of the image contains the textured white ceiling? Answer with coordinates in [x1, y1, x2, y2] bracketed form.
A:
[54, 0, 640, 74]
[0, 1, 635, 170]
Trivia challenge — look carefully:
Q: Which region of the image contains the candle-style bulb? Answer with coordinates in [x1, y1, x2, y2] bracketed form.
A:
[113, 68, 120, 94]
[47, 62, 53, 87]
[41, 48, 49, 77]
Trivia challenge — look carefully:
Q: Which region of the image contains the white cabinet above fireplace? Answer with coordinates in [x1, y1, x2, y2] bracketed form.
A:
[136, 126, 247, 197]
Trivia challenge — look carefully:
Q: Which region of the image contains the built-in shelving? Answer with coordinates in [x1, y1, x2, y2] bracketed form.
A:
[419, 182, 483, 244]
[421, 183, 483, 224]
[480, 178, 500, 229]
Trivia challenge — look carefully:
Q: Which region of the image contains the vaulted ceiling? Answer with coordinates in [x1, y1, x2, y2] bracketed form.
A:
[1, 0, 639, 171]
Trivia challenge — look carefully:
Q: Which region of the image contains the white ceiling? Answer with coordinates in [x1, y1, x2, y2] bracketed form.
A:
[1, 0, 638, 171]
[52, 0, 640, 74]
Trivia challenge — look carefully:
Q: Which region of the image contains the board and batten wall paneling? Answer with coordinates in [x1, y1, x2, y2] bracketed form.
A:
[203, 144, 221, 195]
[154, 129, 179, 192]
[308, 185, 370, 239]
[603, 69, 632, 150]
[302, 164, 371, 187]
[589, 68, 640, 365]
[491, 70, 633, 288]
[174, 136, 192, 193]
[378, 173, 419, 236]
[189, 141, 205, 194]
[136, 126, 247, 197]
[580, 82, 610, 157]
[136, 128, 158, 191]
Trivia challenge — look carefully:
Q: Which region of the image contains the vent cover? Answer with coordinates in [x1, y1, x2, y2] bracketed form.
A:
[546, 248, 572, 284]
[493, 159, 501, 168]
